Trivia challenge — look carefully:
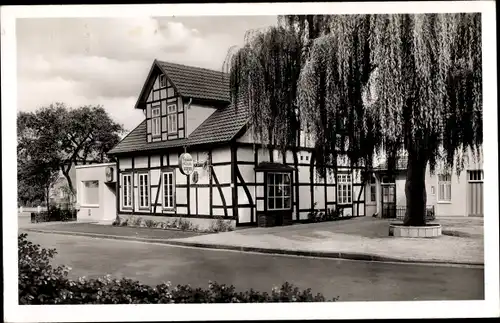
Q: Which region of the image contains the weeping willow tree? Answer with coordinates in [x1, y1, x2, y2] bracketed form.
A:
[223, 26, 304, 216]
[224, 25, 303, 149]
[298, 13, 482, 226]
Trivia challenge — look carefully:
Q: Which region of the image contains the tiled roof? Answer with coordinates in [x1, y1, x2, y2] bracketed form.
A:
[157, 60, 230, 103]
[108, 101, 249, 155]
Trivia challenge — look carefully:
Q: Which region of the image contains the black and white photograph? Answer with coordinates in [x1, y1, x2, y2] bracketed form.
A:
[1, 1, 498, 321]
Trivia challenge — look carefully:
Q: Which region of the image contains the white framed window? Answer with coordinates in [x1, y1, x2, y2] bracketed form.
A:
[160, 74, 166, 88]
[122, 174, 132, 208]
[337, 173, 352, 205]
[163, 171, 175, 209]
[151, 105, 161, 137]
[81, 180, 99, 206]
[267, 172, 292, 211]
[167, 104, 177, 134]
[138, 173, 150, 209]
[438, 174, 452, 202]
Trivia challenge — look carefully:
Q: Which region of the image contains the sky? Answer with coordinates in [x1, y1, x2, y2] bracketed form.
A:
[16, 16, 277, 131]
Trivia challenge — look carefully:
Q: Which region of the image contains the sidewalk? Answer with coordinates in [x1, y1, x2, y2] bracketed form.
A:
[21, 216, 484, 266]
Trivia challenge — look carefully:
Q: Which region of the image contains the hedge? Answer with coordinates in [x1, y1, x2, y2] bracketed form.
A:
[18, 233, 338, 304]
[31, 205, 77, 223]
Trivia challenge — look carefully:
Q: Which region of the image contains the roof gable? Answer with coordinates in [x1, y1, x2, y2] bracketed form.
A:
[108, 100, 249, 155]
[134, 60, 230, 110]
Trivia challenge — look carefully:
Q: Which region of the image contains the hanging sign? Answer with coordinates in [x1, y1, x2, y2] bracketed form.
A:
[179, 153, 194, 176]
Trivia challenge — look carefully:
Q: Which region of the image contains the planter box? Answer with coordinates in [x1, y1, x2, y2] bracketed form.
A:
[389, 223, 442, 238]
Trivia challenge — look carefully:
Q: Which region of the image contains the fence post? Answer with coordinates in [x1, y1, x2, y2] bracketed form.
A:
[19, 206, 23, 214]
[37, 206, 41, 214]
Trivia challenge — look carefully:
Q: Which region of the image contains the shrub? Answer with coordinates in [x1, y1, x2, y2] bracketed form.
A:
[19, 233, 338, 304]
[209, 217, 234, 233]
[144, 219, 157, 228]
[426, 208, 436, 222]
[177, 218, 193, 231]
[31, 205, 77, 223]
[120, 218, 129, 227]
[128, 216, 143, 227]
[307, 204, 344, 223]
[18, 233, 72, 304]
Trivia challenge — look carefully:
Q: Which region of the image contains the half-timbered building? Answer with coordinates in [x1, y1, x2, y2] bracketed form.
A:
[107, 60, 366, 229]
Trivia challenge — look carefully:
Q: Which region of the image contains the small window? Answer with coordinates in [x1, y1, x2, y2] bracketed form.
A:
[81, 180, 99, 206]
[138, 173, 150, 209]
[267, 172, 292, 211]
[438, 174, 451, 202]
[152, 106, 161, 137]
[122, 174, 132, 208]
[167, 104, 178, 134]
[430, 186, 435, 195]
[468, 170, 483, 182]
[160, 75, 166, 88]
[370, 185, 376, 202]
[337, 174, 352, 205]
[163, 171, 175, 209]
[368, 175, 376, 202]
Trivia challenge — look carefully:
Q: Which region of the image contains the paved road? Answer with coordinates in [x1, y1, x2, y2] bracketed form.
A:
[20, 231, 484, 302]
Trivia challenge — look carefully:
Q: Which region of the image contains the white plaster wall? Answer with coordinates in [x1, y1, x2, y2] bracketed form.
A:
[76, 164, 116, 222]
[120, 157, 132, 170]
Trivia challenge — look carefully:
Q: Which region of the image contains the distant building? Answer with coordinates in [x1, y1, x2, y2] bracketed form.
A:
[365, 150, 483, 218]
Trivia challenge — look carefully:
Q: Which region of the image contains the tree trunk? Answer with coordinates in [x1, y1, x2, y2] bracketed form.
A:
[45, 185, 50, 210]
[62, 167, 75, 195]
[404, 154, 428, 226]
[292, 147, 300, 220]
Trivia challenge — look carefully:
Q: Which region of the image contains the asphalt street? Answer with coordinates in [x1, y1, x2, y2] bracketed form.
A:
[19, 230, 484, 302]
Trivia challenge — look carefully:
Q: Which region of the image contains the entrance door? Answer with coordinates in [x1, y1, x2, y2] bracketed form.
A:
[381, 184, 396, 218]
[468, 170, 484, 217]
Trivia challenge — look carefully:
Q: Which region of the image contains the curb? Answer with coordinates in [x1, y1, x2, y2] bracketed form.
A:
[22, 228, 485, 267]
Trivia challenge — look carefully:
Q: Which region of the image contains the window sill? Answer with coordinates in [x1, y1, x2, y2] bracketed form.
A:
[138, 207, 150, 210]
[163, 207, 175, 212]
[437, 201, 452, 204]
[80, 204, 99, 208]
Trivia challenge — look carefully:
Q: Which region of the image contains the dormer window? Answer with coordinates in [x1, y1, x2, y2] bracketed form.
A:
[160, 74, 166, 88]
[167, 103, 177, 134]
[152, 105, 161, 137]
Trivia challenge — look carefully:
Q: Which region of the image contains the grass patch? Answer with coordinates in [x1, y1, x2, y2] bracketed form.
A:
[442, 230, 472, 238]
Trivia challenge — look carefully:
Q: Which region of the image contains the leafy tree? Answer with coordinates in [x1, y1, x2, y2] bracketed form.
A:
[298, 13, 482, 226]
[17, 159, 60, 208]
[17, 103, 124, 195]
